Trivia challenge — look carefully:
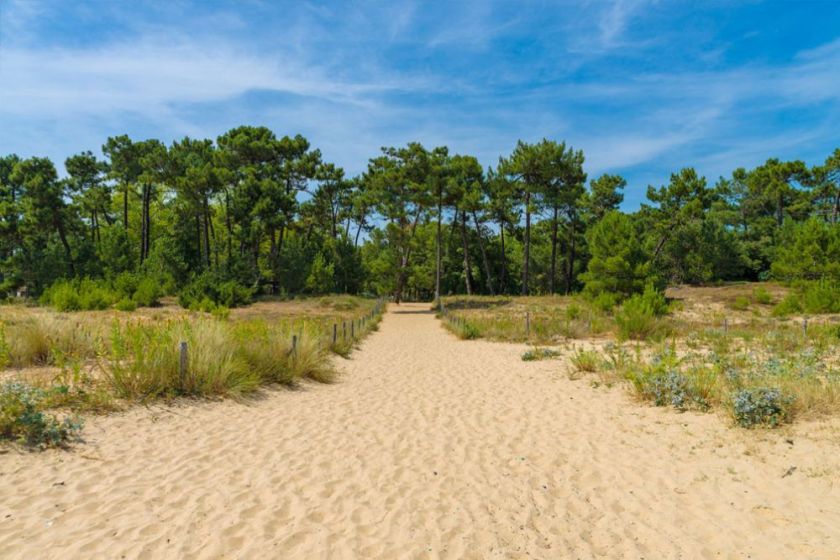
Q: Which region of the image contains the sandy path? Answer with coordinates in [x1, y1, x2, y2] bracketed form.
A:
[1, 303, 839, 559]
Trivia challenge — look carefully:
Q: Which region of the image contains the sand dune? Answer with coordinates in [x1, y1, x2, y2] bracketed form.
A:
[2, 303, 839, 559]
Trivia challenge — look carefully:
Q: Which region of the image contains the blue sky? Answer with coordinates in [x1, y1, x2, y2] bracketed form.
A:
[1, 0, 839, 208]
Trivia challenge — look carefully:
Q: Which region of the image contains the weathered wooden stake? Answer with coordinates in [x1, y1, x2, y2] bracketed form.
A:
[343, 321, 347, 340]
[526, 311, 531, 337]
[291, 334, 297, 356]
[803, 319, 808, 335]
[332, 323, 337, 344]
[179, 341, 188, 386]
[351, 321, 355, 338]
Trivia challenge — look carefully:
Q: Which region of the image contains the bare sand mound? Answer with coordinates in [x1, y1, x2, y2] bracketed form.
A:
[2, 303, 839, 559]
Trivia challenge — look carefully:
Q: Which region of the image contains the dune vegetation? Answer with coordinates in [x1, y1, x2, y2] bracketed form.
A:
[0, 296, 384, 447]
[439, 284, 840, 428]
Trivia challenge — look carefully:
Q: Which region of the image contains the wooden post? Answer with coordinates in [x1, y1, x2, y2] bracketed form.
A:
[803, 319, 808, 335]
[343, 321, 347, 340]
[179, 341, 188, 387]
[526, 311, 530, 337]
[351, 321, 355, 339]
[291, 334, 297, 356]
[332, 323, 337, 344]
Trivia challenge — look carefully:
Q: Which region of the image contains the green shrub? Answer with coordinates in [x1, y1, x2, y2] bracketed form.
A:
[115, 298, 137, 312]
[0, 381, 83, 447]
[614, 289, 668, 341]
[800, 282, 840, 314]
[179, 272, 253, 309]
[132, 277, 162, 307]
[731, 387, 794, 427]
[565, 304, 582, 321]
[40, 279, 116, 311]
[42, 281, 81, 311]
[731, 296, 750, 311]
[521, 347, 561, 361]
[626, 348, 713, 411]
[570, 349, 600, 372]
[113, 272, 139, 299]
[753, 286, 773, 305]
[772, 293, 802, 317]
[592, 292, 619, 313]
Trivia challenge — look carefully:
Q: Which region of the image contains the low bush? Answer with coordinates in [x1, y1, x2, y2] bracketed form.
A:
[800, 282, 840, 314]
[521, 347, 561, 361]
[40, 279, 117, 311]
[753, 286, 773, 305]
[730, 296, 750, 311]
[0, 381, 83, 447]
[179, 272, 253, 309]
[731, 387, 794, 428]
[772, 293, 802, 316]
[570, 348, 600, 372]
[115, 298, 137, 312]
[132, 277, 162, 307]
[615, 294, 664, 341]
[626, 347, 715, 411]
[591, 292, 619, 313]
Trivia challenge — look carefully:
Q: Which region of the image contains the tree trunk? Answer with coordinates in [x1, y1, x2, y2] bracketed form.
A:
[472, 210, 495, 295]
[565, 218, 576, 295]
[521, 191, 531, 295]
[460, 210, 473, 295]
[354, 216, 365, 247]
[224, 191, 233, 268]
[777, 194, 784, 226]
[394, 208, 423, 303]
[549, 204, 558, 294]
[123, 183, 129, 230]
[435, 192, 442, 304]
[202, 200, 211, 269]
[55, 220, 75, 275]
[499, 220, 507, 294]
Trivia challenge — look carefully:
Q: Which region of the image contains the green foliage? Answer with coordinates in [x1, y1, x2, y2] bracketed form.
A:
[521, 347, 561, 361]
[305, 253, 335, 293]
[772, 281, 840, 315]
[179, 272, 253, 309]
[771, 219, 840, 282]
[626, 347, 713, 411]
[40, 279, 116, 311]
[731, 296, 750, 311]
[731, 387, 794, 428]
[753, 286, 773, 305]
[0, 381, 83, 447]
[614, 285, 668, 340]
[115, 298, 137, 312]
[570, 348, 600, 372]
[581, 211, 651, 300]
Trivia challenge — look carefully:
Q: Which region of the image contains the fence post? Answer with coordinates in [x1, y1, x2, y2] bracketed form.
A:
[803, 318, 808, 335]
[343, 321, 347, 340]
[351, 320, 355, 339]
[525, 311, 530, 337]
[179, 341, 188, 387]
[333, 323, 337, 344]
[291, 334, 297, 356]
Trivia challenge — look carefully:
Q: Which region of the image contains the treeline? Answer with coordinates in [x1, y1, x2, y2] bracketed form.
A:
[1, 126, 838, 307]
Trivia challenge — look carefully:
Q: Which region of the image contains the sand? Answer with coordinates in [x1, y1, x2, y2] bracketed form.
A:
[2, 303, 839, 559]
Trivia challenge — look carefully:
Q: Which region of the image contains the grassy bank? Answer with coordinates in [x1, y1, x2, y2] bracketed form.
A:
[438, 285, 840, 428]
[0, 296, 385, 448]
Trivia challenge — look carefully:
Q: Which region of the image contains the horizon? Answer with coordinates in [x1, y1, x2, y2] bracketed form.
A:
[1, 0, 839, 208]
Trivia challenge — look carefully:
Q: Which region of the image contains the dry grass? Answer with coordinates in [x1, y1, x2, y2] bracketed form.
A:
[441, 284, 840, 427]
[0, 296, 386, 432]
